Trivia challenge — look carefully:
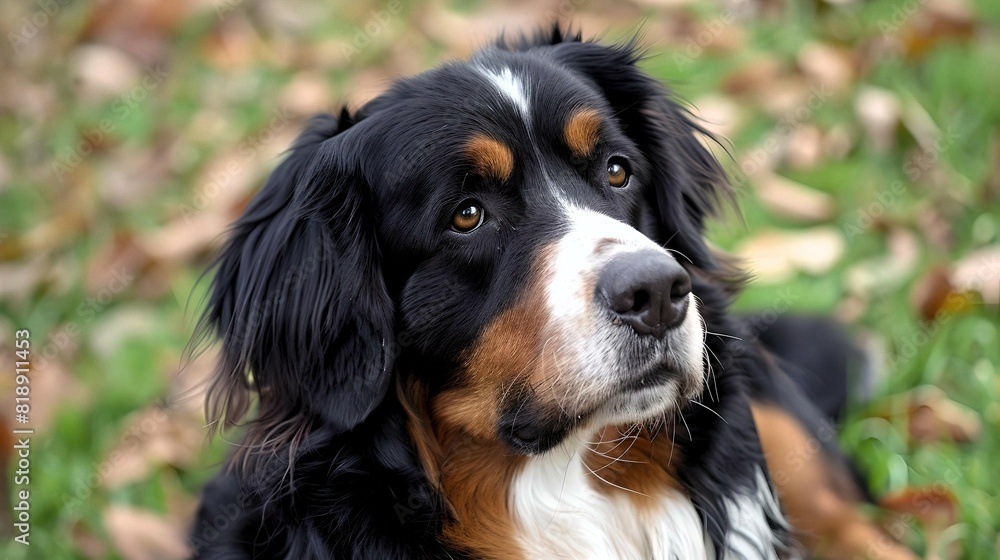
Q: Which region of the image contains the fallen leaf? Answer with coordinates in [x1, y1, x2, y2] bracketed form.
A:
[722, 56, 785, 96]
[754, 172, 836, 223]
[950, 245, 1000, 306]
[85, 232, 149, 295]
[104, 505, 190, 560]
[279, 71, 334, 117]
[785, 124, 825, 170]
[845, 228, 920, 296]
[691, 94, 742, 142]
[735, 226, 845, 283]
[909, 386, 982, 443]
[909, 266, 954, 322]
[901, 0, 976, 59]
[102, 405, 204, 489]
[70, 44, 142, 104]
[855, 86, 900, 155]
[797, 42, 855, 95]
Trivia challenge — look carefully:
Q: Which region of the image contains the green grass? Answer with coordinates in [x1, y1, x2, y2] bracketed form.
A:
[1, 0, 997, 557]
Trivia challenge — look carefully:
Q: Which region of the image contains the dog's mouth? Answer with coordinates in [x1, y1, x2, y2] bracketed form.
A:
[499, 354, 706, 455]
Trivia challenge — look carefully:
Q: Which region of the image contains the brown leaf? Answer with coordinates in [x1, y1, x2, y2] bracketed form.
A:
[796, 42, 855, 95]
[104, 505, 190, 560]
[70, 44, 142, 104]
[845, 228, 920, 297]
[735, 226, 845, 283]
[691, 94, 742, 142]
[85, 232, 148, 295]
[908, 386, 982, 444]
[909, 266, 954, 322]
[855, 86, 900, 155]
[102, 406, 204, 489]
[722, 56, 785, 96]
[754, 172, 836, 223]
[785, 124, 825, 170]
[880, 484, 959, 527]
[949, 245, 1000, 306]
[279, 72, 333, 117]
[901, 0, 976, 59]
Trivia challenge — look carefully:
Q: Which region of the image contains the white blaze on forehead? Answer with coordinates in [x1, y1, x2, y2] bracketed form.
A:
[477, 66, 530, 118]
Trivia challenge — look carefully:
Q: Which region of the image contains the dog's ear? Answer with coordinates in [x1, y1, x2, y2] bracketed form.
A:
[197, 112, 393, 454]
[550, 38, 732, 272]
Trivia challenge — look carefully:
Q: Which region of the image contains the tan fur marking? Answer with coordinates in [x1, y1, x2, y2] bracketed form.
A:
[583, 424, 681, 509]
[399, 249, 557, 560]
[465, 134, 515, 181]
[752, 403, 917, 560]
[564, 108, 602, 157]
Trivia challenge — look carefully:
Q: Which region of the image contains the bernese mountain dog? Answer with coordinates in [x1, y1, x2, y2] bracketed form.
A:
[189, 26, 917, 560]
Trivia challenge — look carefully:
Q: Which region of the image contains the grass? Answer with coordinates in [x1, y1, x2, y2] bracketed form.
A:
[1, 0, 997, 557]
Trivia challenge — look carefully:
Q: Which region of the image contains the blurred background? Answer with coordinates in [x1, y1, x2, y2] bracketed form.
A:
[1, 0, 998, 557]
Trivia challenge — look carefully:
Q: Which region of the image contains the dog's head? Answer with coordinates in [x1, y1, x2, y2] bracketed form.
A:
[200, 28, 731, 466]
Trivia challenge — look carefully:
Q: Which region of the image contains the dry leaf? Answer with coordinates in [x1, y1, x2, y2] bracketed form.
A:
[845, 228, 920, 296]
[908, 386, 982, 443]
[735, 226, 845, 283]
[785, 124, 825, 170]
[691, 94, 742, 142]
[909, 266, 954, 323]
[754, 172, 836, 223]
[797, 42, 854, 95]
[279, 72, 333, 117]
[950, 245, 1000, 305]
[901, 0, 976, 59]
[70, 44, 142, 104]
[85, 232, 149, 295]
[855, 86, 900, 155]
[722, 56, 785, 96]
[102, 406, 204, 489]
[104, 505, 190, 560]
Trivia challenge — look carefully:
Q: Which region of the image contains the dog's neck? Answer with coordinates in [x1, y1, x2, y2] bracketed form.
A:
[401, 380, 783, 559]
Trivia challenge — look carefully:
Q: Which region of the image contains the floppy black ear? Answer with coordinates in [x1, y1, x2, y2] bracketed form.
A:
[548, 36, 731, 272]
[197, 112, 393, 452]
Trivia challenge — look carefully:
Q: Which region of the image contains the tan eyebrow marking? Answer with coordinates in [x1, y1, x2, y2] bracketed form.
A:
[564, 108, 602, 157]
[464, 134, 515, 181]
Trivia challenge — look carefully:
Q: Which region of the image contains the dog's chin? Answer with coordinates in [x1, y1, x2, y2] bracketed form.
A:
[596, 364, 706, 428]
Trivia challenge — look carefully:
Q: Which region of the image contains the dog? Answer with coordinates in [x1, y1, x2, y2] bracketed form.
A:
[189, 26, 917, 559]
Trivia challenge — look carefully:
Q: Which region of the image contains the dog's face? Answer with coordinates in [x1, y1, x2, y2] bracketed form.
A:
[362, 52, 707, 453]
[203, 34, 728, 460]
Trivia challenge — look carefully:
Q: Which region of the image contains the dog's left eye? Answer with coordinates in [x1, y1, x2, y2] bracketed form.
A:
[451, 201, 485, 233]
[607, 158, 630, 188]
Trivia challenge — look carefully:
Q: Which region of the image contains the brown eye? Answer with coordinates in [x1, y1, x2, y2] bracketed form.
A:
[607, 158, 630, 188]
[451, 202, 484, 232]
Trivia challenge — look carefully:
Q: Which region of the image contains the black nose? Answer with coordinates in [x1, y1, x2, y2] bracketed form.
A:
[596, 250, 692, 337]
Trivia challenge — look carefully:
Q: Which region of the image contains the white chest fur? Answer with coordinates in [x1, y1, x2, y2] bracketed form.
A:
[509, 445, 783, 559]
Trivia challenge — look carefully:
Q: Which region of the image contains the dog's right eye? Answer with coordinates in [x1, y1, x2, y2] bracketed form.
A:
[451, 201, 485, 233]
